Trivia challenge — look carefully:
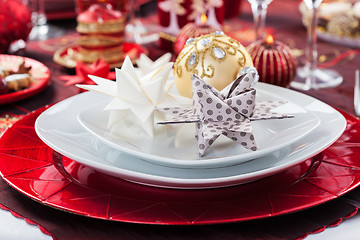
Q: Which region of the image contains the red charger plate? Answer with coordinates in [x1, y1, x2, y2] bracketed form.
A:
[0, 107, 360, 224]
[0, 55, 50, 105]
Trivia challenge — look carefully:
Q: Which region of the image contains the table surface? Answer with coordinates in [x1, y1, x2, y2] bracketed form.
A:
[1, 208, 360, 240]
[1, 0, 360, 239]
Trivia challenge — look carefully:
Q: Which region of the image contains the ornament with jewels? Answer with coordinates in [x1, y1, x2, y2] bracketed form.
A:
[174, 32, 253, 98]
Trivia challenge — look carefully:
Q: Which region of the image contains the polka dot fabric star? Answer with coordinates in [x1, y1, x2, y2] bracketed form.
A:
[158, 67, 293, 156]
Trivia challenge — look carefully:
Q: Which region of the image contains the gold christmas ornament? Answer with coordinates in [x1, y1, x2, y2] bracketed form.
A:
[174, 32, 253, 98]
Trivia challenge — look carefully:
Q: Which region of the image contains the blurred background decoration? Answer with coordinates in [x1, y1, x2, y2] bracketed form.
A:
[173, 14, 218, 54]
[158, 0, 235, 50]
[75, 0, 128, 13]
[0, 0, 32, 53]
[299, 0, 360, 48]
[75, 2, 126, 65]
[247, 35, 298, 87]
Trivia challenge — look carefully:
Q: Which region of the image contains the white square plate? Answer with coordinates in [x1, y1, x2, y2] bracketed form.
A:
[77, 88, 320, 168]
[35, 83, 346, 189]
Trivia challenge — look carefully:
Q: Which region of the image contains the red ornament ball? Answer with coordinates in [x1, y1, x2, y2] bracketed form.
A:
[174, 22, 218, 55]
[0, 76, 8, 95]
[0, 0, 32, 53]
[247, 39, 297, 87]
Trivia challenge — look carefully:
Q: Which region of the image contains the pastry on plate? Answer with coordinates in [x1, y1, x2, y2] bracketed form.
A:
[0, 60, 33, 93]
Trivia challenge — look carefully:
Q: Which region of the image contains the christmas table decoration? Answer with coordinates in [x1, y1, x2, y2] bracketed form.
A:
[158, 0, 225, 51]
[159, 67, 293, 156]
[53, 42, 147, 69]
[137, 53, 172, 75]
[247, 35, 297, 87]
[76, 0, 128, 13]
[300, 1, 360, 40]
[0, 0, 32, 53]
[174, 14, 219, 54]
[77, 55, 191, 137]
[174, 32, 253, 98]
[60, 59, 115, 87]
[76, 3, 126, 65]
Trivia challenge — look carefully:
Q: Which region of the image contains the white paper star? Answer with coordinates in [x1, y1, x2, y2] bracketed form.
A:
[77, 55, 191, 137]
[137, 53, 172, 75]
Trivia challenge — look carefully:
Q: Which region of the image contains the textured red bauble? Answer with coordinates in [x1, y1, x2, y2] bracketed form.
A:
[247, 40, 297, 87]
[0, 0, 32, 53]
[174, 23, 218, 55]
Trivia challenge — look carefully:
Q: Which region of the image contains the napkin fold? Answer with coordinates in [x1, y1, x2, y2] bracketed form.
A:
[158, 67, 293, 156]
[77, 55, 191, 137]
[137, 53, 172, 75]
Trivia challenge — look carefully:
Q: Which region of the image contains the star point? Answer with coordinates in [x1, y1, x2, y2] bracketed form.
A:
[77, 55, 191, 137]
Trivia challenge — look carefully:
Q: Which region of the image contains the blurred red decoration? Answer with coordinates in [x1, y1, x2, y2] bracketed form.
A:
[158, 0, 224, 51]
[224, 0, 243, 19]
[247, 36, 298, 87]
[76, 3, 125, 65]
[174, 14, 218, 54]
[158, 0, 225, 33]
[0, 0, 32, 53]
[60, 59, 115, 91]
[75, 0, 128, 13]
[0, 76, 8, 95]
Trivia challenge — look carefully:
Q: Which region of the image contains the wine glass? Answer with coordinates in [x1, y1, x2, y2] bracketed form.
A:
[247, 0, 273, 40]
[125, 0, 148, 44]
[290, 0, 343, 90]
[27, 0, 49, 40]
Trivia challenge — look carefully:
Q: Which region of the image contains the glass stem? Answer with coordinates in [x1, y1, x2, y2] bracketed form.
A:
[37, 0, 47, 26]
[305, 6, 318, 87]
[128, 0, 136, 26]
[251, 2, 268, 40]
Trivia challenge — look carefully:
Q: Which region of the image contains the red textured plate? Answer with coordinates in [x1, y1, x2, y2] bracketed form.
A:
[1, 107, 360, 224]
[0, 55, 50, 105]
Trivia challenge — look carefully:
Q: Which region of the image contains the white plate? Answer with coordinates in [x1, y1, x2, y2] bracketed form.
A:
[77, 91, 320, 168]
[35, 83, 346, 189]
[318, 31, 360, 49]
